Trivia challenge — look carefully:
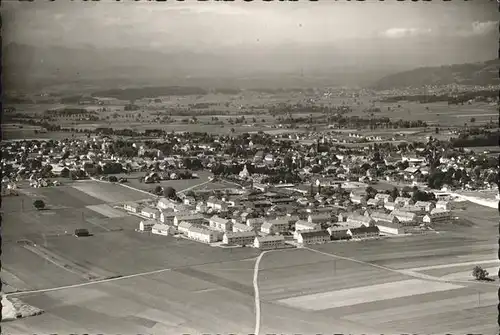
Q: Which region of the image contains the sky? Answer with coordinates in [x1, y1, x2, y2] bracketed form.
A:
[2, 0, 499, 69]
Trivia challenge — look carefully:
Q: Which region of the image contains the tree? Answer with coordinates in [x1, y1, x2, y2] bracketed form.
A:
[163, 186, 177, 199]
[33, 200, 45, 210]
[390, 187, 399, 200]
[153, 185, 163, 195]
[365, 186, 378, 200]
[60, 167, 70, 178]
[472, 265, 489, 281]
[470, 117, 476, 124]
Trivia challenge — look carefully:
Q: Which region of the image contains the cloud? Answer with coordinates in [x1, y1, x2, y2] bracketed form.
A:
[471, 20, 498, 35]
[382, 27, 432, 39]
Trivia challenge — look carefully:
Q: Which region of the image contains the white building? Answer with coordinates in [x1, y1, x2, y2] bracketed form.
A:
[232, 223, 254, 233]
[347, 226, 380, 239]
[139, 219, 156, 232]
[223, 231, 256, 246]
[254, 235, 285, 250]
[327, 226, 350, 240]
[173, 213, 205, 226]
[390, 210, 418, 225]
[374, 193, 392, 203]
[436, 200, 452, 211]
[261, 218, 290, 235]
[124, 202, 140, 213]
[346, 214, 374, 228]
[384, 201, 399, 211]
[188, 226, 219, 244]
[377, 222, 406, 235]
[151, 224, 176, 236]
[394, 197, 413, 207]
[157, 197, 177, 210]
[370, 212, 400, 225]
[423, 208, 451, 224]
[206, 199, 228, 212]
[177, 221, 194, 234]
[209, 215, 233, 232]
[414, 201, 435, 212]
[141, 207, 160, 219]
[296, 231, 330, 245]
[246, 218, 264, 230]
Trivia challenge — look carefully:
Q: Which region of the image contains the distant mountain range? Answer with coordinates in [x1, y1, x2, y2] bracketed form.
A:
[3, 42, 498, 93]
[371, 59, 500, 90]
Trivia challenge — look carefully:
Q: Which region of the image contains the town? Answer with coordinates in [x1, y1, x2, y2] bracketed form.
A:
[2, 125, 497, 251]
[2, 2, 499, 334]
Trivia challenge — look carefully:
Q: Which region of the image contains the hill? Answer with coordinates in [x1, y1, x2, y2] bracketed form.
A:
[371, 59, 500, 90]
[2, 43, 400, 93]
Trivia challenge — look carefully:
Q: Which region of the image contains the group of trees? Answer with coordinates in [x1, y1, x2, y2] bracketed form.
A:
[152, 186, 178, 200]
[451, 131, 499, 148]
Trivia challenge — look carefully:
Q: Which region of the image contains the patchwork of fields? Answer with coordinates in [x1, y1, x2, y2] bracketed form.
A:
[2, 181, 499, 334]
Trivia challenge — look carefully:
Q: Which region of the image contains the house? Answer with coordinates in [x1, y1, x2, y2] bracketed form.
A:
[246, 218, 264, 230]
[327, 226, 350, 240]
[160, 210, 179, 224]
[346, 214, 374, 227]
[209, 215, 233, 232]
[151, 224, 176, 236]
[350, 194, 366, 205]
[206, 199, 228, 212]
[261, 218, 291, 235]
[295, 220, 321, 232]
[401, 205, 424, 215]
[188, 226, 219, 244]
[294, 220, 321, 239]
[394, 197, 413, 207]
[173, 213, 205, 226]
[254, 235, 285, 250]
[377, 222, 407, 235]
[157, 197, 177, 210]
[183, 196, 196, 206]
[307, 213, 331, 225]
[177, 221, 194, 234]
[124, 202, 141, 213]
[367, 198, 382, 207]
[337, 212, 349, 223]
[374, 193, 392, 203]
[436, 200, 452, 210]
[414, 201, 435, 212]
[423, 208, 451, 224]
[370, 212, 400, 225]
[141, 207, 160, 219]
[347, 226, 380, 239]
[297, 231, 330, 245]
[139, 219, 156, 232]
[196, 202, 208, 213]
[390, 210, 418, 225]
[223, 231, 256, 246]
[384, 201, 398, 211]
[232, 222, 254, 233]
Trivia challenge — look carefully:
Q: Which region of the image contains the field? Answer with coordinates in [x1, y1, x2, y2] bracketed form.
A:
[3, 177, 499, 333]
[107, 170, 217, 194]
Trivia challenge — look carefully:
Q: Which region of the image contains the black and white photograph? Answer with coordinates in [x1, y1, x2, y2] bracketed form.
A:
[1, 1, 499, 334]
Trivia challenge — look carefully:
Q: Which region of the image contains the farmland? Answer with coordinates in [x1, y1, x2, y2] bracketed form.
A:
[3, 165, 499, 334]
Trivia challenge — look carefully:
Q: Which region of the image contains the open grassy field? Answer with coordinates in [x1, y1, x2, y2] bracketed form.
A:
[29, 231, 259, 278]
[3, 268, 257, 335]
[256, 245, 498, 334]
[71, 181, 152, 203]
[112, 170, 214, 193]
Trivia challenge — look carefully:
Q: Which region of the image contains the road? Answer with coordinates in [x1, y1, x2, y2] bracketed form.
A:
[253, 251, 267, 335]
